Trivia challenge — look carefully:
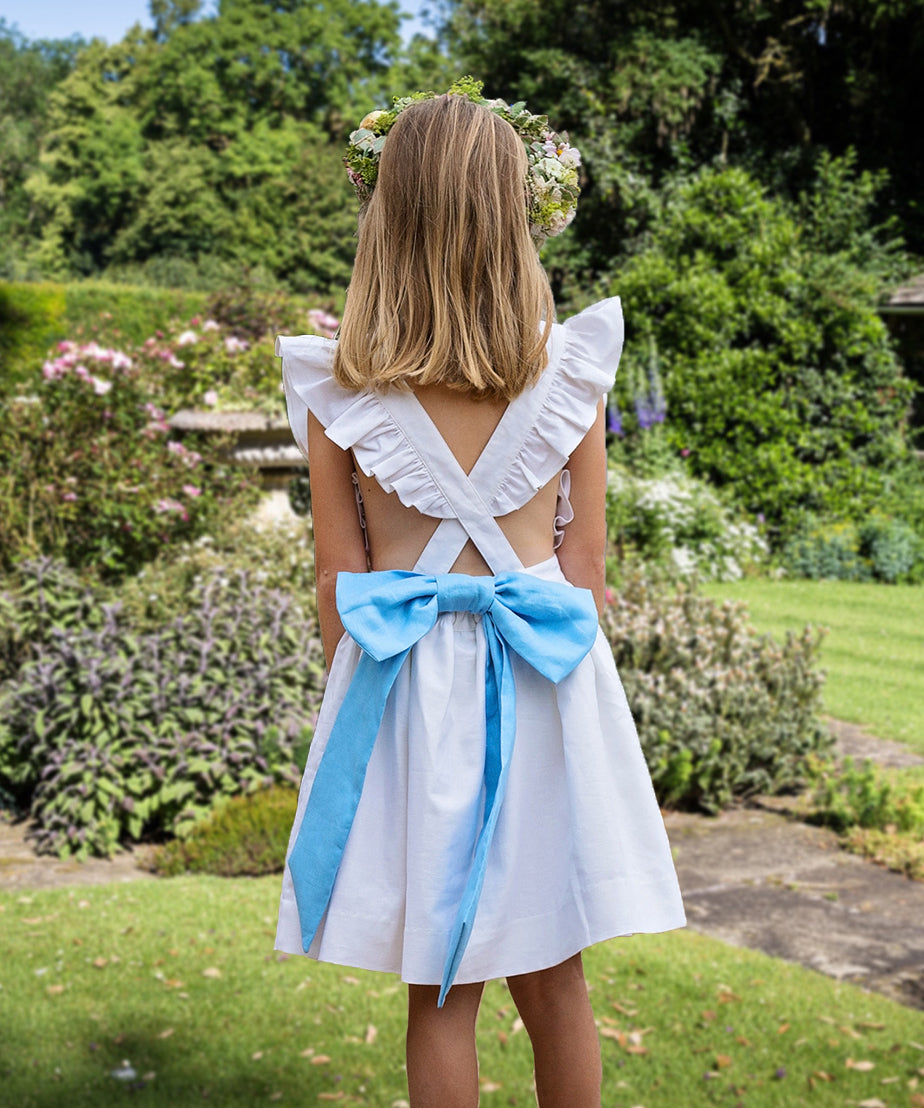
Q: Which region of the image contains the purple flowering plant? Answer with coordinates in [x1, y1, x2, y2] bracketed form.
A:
[606, 337, 676, 476]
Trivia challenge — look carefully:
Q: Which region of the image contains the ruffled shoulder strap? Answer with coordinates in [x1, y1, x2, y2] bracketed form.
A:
[487, 296, 623, 514]
[276, 333, 452, 516]
[275, 334, 364, 460]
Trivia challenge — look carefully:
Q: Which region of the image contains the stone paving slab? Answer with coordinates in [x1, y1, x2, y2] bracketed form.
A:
[0, 818, 154, 892]
[664, 806, 924, 1009]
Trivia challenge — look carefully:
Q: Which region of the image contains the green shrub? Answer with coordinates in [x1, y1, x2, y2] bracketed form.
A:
[601, 573, 831, 812]
[287, 473, 312, 518]
[605, 166, 915, 542]
[879, 454, 924, 543]
[130, 293, 338, 415]
[0, 561, 324, 858]
[606, 464, 767, 580]
[806, 757, 924, 835]
[0, 338, 259, 578]
[842, 827, 924, 881]
[204, 284, 339, 344]
[858, 514, 923, 583]
[150, 786, 298, 877]
[782, 520, 870, 581]
[782, 514, 923, 583]
[112, 517, 316, 633]
[0, 558, 99, 687]
[801, 758, 924, 881]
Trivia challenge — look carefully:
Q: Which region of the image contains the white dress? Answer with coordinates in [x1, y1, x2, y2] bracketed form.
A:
[274, 297, 685, 987]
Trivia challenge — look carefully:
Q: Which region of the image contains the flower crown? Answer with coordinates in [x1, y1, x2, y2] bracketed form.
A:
[344, 76, 581, 247]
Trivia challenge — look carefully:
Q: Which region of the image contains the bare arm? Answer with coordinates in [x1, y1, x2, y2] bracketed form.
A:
[555, 401, 607, 615]
[306, 409, 369, 668]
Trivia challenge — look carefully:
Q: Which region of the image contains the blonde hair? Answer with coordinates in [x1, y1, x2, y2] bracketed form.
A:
[333, 95, 554, 400]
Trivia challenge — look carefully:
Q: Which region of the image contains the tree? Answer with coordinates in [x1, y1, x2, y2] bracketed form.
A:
[607, 164, 913, 538]
[443, 0, 924, 264]
[0, 22, 85, 276]
[23, 0, 404, 291]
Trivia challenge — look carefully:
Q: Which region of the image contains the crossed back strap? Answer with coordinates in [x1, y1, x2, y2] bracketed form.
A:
[374, 380, 555, 575]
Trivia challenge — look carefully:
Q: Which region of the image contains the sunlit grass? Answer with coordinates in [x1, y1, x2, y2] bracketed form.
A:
[703, 579, 924, 752]
[2, 876, 924, 1107]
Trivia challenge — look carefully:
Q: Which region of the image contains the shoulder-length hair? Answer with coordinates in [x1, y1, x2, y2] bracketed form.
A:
[333, 94, 555, 400]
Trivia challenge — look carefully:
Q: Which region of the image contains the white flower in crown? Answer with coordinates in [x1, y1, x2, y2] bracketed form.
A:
[344, 76, 581, 248]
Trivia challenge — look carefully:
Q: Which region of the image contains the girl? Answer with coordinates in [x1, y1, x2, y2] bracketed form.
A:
[275, 86, 685, 1107]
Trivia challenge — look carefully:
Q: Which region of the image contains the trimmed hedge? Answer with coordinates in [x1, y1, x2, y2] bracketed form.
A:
[0, 279, 206, 386]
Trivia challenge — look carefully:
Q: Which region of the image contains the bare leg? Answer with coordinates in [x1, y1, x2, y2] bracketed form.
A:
[506, 953, 601, 1108]
[406, 980, 485, 1108]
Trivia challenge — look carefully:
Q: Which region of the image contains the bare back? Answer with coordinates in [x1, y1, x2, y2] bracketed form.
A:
[354, 383, 563, 575]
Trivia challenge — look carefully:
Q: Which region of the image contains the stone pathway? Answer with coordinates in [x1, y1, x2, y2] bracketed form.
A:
[667, 719, 924, 1010]
[0, 819, 154, 892]
[3, 718, 924, 1010]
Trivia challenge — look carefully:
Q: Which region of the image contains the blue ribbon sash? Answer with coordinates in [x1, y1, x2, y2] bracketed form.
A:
[286, 569, 599, 1005]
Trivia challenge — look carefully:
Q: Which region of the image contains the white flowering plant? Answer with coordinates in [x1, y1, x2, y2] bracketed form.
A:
[606, 465, 768, 581]
[344, 75, 581, 247]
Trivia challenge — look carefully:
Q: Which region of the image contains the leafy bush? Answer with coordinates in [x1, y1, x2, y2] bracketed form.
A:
[782, 514, 923, 583]
[113, 517, 317, 633]
[859, 515, 923, 583]
[287, 473, 312, 518]
[606, 465, 767, 580]
[150, 785, 297, 877]
[601, 573, 831, 811]
[130, 299, 338, 416]
[842, 827, 924, 881]
[0, 338, 259, 577]
[204, 285, 339, 344]
[0, 557, 98, 686]
[0, 562, 325, 858]
[799, 757, 924, 880]
[606, 165, 915, 542]
[805, 757, 924, 836]
[782, 520, 871, 581]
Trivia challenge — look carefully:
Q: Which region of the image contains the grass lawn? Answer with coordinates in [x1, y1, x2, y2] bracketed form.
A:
[3, 876, 924, 1107]
[703, 580, 924, 753]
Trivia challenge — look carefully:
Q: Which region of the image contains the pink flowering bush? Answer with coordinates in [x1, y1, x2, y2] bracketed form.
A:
[0, 340, 258, 578]
[124, 284, 342, 416]
[135, 306, 338, 415]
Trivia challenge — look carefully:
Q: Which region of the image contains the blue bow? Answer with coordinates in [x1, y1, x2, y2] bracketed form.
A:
[287, 569, 599, 1005]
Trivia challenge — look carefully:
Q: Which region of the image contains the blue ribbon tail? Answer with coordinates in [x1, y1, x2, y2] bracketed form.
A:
[288, 647, 410, 953]
[438, 621, 517, 1006]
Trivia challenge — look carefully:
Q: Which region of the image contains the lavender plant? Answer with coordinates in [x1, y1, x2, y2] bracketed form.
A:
[602, 573, 830, 811]
[0, 563, 325, 857]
